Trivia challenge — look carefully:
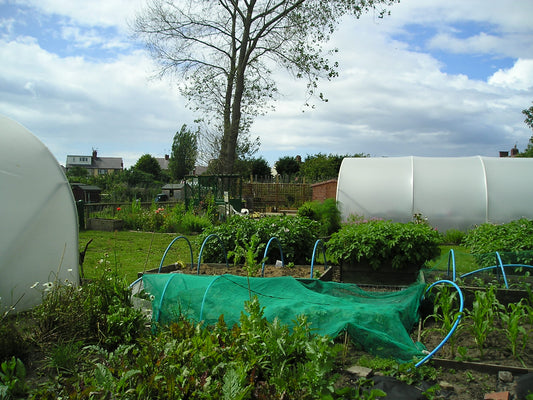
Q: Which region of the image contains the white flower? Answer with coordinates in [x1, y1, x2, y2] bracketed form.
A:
[149, 295, 155, 301]
[43, 282, 54, 292]
[30, 282, 39, 289]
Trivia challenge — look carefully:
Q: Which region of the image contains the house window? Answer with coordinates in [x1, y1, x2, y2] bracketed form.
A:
[79, 157, 88, 162]
[98, 169, 107, 175]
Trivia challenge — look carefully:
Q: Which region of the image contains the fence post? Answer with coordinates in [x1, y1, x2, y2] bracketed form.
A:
[76, 200, 85, 230]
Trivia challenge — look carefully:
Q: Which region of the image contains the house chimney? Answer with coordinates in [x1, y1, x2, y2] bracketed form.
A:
[92, 149, 97, 158]
[511, 145, 519, 157]
[165, 154, 169, 160]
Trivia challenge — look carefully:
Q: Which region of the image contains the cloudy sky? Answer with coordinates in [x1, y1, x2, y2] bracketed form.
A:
[1, 0, 532, 168]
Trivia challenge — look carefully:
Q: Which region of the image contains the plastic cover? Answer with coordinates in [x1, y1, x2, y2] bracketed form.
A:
[0, 115, 79, 312]
[337, 156, 533, 231]
[143, 273, 427, 362]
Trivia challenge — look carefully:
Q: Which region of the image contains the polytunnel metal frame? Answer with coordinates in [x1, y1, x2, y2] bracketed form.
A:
[446, 249, 533, 289]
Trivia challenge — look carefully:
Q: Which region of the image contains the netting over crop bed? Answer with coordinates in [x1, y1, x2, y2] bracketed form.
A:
[142, 274, 427, 362]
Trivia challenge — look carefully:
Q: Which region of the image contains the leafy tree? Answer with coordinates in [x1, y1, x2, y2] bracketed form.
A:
[133, 0, 397, 174]
[517, 103, 533, 157]
[523, 102, 533, 131]
[300, 153, 367, 182]
[234, 156, 272, 179]
[67, 166, 89, 182]
[134, 154, 162, 180]
[169, 124, 198, 181]
[275, 156, 300, 177]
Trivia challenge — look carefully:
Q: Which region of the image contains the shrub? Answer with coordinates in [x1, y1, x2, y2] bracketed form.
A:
[297, 198, 341, 237]
[442, 229, 466, 245]
[327, 219, 441, 270]
[198, 215, 321, 265]
[463, 218, 533, 268]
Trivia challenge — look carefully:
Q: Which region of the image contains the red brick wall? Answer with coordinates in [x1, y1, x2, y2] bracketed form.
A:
[311, 179, 337, 202]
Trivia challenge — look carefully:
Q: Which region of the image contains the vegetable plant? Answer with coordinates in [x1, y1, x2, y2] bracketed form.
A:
[499, 299, 529, 359]
[423, 285, 463, 358]
[327, 219, 441, 270]
[466, 286, 499, 357]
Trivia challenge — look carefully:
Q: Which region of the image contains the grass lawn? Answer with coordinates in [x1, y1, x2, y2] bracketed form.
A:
[426, 245, 479, 274]
[79, 230, 477, 284]
[79, 230, 200, 283]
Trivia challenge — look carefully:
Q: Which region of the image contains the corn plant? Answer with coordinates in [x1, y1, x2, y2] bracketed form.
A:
[423, 285, 463, 358]
[467, 286, 499, 357]
[499, 299, 529, 359]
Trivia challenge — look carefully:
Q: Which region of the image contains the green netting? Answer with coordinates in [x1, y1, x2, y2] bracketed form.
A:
[142, 274, 427, 363]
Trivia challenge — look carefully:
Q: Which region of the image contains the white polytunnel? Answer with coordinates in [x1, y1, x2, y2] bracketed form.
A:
[0, 115, 79, 312]
[336, 156, 533, 232]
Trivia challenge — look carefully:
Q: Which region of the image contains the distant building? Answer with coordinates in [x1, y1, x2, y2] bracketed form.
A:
[156, 154, 170, 170]
[66, 150, 123, 176]
[499, 145, 519, 157]
[70, 183, 102, 203]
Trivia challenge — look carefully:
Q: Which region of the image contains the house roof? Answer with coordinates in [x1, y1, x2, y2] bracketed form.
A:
[162, 183, 186, 190]
[70, 183, 102, 192]
[93, 157, 123, 170]
[66, 154, 123, 170]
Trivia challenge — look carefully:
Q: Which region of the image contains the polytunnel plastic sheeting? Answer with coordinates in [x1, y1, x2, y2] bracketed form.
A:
[336, 156, 533, 232]
[0, 115, 79, 312]
[142, 273, 427, 363]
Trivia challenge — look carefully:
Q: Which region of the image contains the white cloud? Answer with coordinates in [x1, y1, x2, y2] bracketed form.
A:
[489, 59, 533, 91]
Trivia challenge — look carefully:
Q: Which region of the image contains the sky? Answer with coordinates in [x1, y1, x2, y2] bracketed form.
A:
[1, 0, 532, 169]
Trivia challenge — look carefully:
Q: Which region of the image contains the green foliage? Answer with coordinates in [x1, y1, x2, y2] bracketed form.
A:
[499, 299, 529, 358]
[466, 286, 498, 357]
[169, 124, 198, 181]
[298, 198, 341, 236]
[33, 269, 147, 350]
[463, 219, 533, 268]
[442, 229, 466, 245]
[327, 219, 441, 270]
[134, 154, 162, 180]
[299, 153, 367, 182]
[423, 285, 463, 358]
[199, 215, 321, 265]
[275, 156, 301, 177]
[0, 357, 28, 399]
[49, 297, 342, 399]
[116, 202, 213, 234]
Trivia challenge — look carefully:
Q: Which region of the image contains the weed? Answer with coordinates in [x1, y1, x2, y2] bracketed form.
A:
[0, 357, 29, 398]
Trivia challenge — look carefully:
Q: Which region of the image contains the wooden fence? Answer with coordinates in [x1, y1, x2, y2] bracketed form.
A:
[242, 182, 312, 211]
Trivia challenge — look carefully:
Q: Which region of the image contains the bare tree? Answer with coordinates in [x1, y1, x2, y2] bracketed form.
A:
[134, 0, 397, 173]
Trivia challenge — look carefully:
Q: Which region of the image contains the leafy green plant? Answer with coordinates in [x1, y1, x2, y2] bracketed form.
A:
[463, 219, 533, 268]
[466, 286, 499, 357]
[298, 198, 341, 236]
[442, 229, 466, 245]
[423, 285, 463, 358]
[0, 357, 28, 399]
[44, 341, 83, 375]
[499, 299, 529, 359]
[199, 215, 320, 265]
[327, 219, 441, 270]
